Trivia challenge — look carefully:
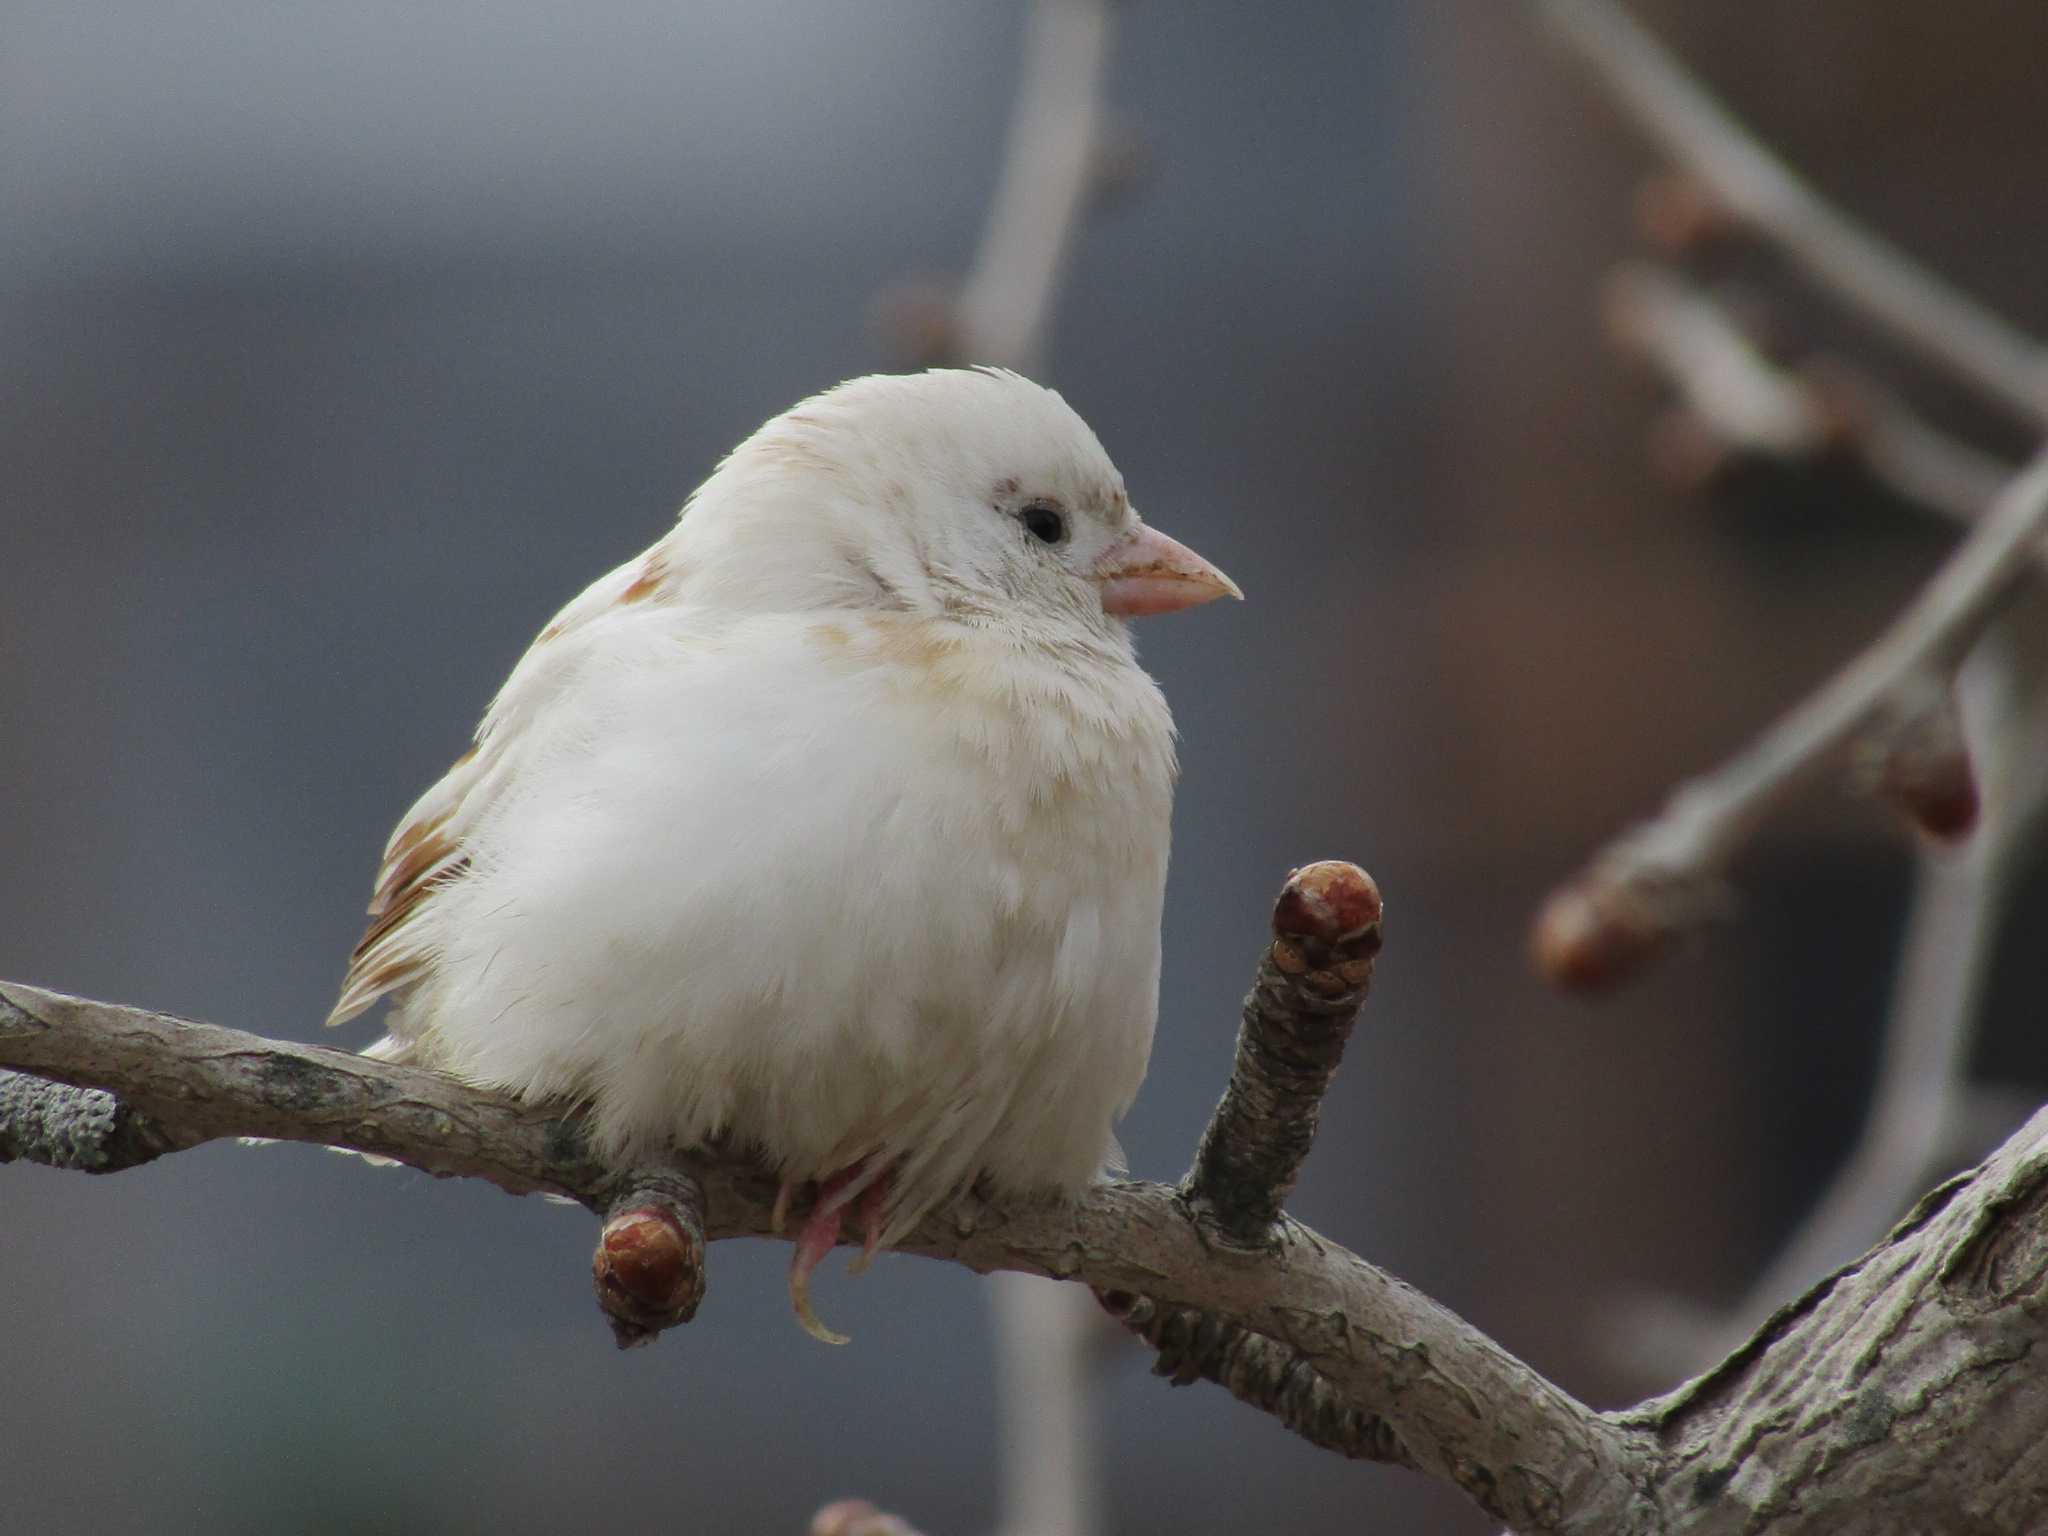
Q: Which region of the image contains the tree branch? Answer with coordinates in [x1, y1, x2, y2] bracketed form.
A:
[874, 0, 1118, 373]
[1182, 861, 1383, 1246]
[1626, 1109, 2048, 1529]
[11, 917, 2048, 1529]
[1537, 0, 2048, 427]
[1603, 261, 2015, 537]
[0, 1069, 179, 1172]
[954, 0, 1115, 373]
[0, 894, 1652, 1534]
[1532, 437, 2048, 989]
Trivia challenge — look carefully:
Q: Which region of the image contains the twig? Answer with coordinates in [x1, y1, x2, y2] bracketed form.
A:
[1100, 864, 1387, 1475]
[1591, 271, 2038, 1376]
[1598, 599, 2048, 1382]
[1537, 0, 2048, 427]
[1552, 8, 2048, 1388]
[988, 1270, 1104, 1536]
[873, 0, 1116, 371]
[1604, 262, 2015, 528]
[1533, 438, 2048, 989]
[1605, 263, 1829, 464]
[953, 0, 1115, 372]
[1838, 370, 2020, 531]
[1182, 862, 1382, 1246]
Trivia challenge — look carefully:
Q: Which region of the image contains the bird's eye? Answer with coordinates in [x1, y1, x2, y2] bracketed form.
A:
[1019, 501, 1067, 545]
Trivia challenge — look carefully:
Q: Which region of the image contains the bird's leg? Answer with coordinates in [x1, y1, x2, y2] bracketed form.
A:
[846, 1172, 892, 1275]
[786, 1164, 868, 1346]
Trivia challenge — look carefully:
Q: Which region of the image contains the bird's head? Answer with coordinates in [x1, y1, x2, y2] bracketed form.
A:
[678, 369, 1239, 637]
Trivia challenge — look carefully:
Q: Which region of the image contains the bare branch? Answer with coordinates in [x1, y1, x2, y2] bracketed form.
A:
[953, 0, 1115, 372]
[1605, 263, 1830, 464]
[12, 964, 2048, 1528]
[1604, 262, 2016, 530]
[988, 1269, 1109, 1536]
[1538, 0, 2048, 426]
[1182, 861, 1383, 1246]
[0, 971, 1652, 1534]
[1533, 439, 2048, 989]
[1828, 368, 2019, 532]
[874, 0, 1117, 372]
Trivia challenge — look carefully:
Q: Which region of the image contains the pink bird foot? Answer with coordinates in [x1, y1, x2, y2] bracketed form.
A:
[779, 1163, 893, 1345]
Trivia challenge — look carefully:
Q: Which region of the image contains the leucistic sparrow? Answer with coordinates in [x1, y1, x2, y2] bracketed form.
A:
[329, 368, 1239, 1341]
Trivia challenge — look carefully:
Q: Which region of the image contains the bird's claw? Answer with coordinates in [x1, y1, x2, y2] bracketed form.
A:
[789, 1193, 851, 1346]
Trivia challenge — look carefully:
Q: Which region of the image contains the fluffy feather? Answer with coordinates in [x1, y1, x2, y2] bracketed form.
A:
[331, 368, 1233, 1312]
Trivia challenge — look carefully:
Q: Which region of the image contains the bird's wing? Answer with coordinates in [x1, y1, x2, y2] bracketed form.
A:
[327, 543, 678, 1027]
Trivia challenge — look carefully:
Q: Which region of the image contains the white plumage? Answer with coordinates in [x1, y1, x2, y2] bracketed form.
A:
[330, 368, 1237, 1337]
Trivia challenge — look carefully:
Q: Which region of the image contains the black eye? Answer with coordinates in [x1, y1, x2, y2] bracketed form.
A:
[1019, 501, 1067, 545]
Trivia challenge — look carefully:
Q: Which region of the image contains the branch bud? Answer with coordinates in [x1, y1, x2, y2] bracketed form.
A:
[1272, 861, 1383, 953]
[869, 281, 965, 369]
[811, 1500, 923, 1536]
[1854, 681, 1980, 842]
[1632, 171, 1737, 253]
[1531, 867, 1713, 993]
[593, 1180, 707, 1349]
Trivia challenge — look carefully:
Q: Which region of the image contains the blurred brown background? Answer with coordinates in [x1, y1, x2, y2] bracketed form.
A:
[5, 3, 2046, 1531]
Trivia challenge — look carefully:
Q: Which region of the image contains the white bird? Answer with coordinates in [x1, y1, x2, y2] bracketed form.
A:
[329, 367, 1239, 1340]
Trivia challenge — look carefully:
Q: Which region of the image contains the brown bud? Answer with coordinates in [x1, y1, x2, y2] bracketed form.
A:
[1531, 877, 1670, 993]
[1645, 406, 1732, 491]
[1336, 957, 1376, 987]
[869, 280, 964, 369]
[1798, 359, 1873, 450]
[1891, 764, 1980, 841]
[1269, 938, 1308, 975]
[1271, 861, 1382, 949]
[811, 1500, 923, 1536]
[1854, 696, 1980, 842]
[1093, 1287, 1138, 1318]
[1633, 171, 1736, 253]
[593, 1203, 705, 1347]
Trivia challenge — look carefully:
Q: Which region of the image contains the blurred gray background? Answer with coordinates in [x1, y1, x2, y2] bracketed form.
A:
[6, 3, 2047, 1532]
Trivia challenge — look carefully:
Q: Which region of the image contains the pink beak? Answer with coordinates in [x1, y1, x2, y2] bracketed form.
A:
[1093, 521, 1243, 618]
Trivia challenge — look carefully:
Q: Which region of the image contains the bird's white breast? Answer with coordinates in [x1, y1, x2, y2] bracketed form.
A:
[388, 600, 1176, 1242]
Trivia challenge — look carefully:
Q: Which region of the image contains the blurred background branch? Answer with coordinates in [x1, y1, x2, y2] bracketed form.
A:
[1537, 0, 2048, 425]
[953, 0, 1115, 373]
[1532, 0, 2048, 1392]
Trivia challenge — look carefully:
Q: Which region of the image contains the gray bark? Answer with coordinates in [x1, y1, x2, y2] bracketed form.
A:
[5, 965, 2047, 1532]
